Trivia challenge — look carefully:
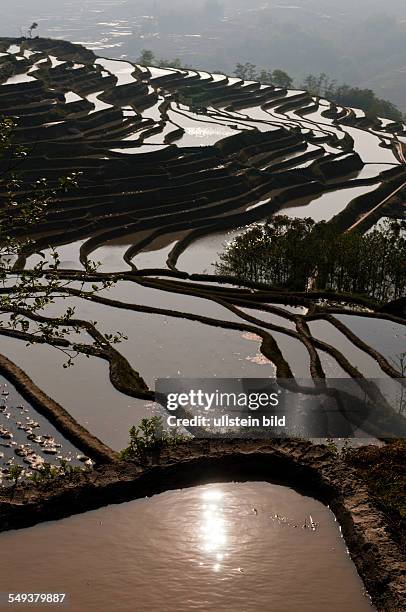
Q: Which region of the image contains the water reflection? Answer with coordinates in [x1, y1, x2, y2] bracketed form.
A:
[200, 489, 226, 569]
[0, 482, 375, 611]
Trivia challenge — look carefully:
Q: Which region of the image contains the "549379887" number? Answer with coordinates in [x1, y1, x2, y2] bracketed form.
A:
[7, 593, 66, 605]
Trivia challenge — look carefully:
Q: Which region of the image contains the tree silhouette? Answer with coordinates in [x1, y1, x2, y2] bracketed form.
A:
[28, 22, 38, 38]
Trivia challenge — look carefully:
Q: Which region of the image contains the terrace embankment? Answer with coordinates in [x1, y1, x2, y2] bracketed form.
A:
[0, 439, 404, 612]
[0, 353, 117, 464]
[0, 37, 405, 609]
[1, 35, 403, 266]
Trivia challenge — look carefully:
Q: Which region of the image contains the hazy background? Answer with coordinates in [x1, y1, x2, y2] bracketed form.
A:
[2, 0, 406, 110]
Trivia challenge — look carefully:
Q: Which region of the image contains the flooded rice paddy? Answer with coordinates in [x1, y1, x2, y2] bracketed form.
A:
[0, 16, 404, 612]
[0, 482, 375, 612]
[0, 36, 404, 449]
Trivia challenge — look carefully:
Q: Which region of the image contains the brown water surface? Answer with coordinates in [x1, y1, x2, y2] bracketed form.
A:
[0, 482, 374, 612]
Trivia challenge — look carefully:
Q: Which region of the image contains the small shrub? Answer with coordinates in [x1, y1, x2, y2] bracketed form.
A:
[120, 417, 186, 462]
[8, 464, 23, 494]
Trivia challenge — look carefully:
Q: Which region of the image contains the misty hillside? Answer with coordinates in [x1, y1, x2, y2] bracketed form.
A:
[2, 0, 406, 111]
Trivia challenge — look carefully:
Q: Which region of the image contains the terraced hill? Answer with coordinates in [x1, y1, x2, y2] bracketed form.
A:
[0, 37, 405, 479]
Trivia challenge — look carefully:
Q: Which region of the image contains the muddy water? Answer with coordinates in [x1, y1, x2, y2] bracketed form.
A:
[95, 58, 136, 85]
[335, 315, 406, 364]
[308, 320, 391, 378]
[131, 231, 190, 269]
[2, 29, 402, 464]
[3, 72, 37, 85]
[281, 184, 380, 222]
[0, 376, 82, 476]
[0, 482, 374, 612]
[0, 279, 289, 448]
[0, 337, 145, 451]
[169, 119, 235, 147]
[177, 227, 245, 274]
[174, 182, 380, 274]
[341, 126, 399, 163]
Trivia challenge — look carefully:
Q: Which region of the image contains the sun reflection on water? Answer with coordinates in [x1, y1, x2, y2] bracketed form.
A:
[199, 489, 227, 572]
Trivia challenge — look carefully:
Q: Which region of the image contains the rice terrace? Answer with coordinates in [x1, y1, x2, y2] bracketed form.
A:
[0, 29, 405, 612]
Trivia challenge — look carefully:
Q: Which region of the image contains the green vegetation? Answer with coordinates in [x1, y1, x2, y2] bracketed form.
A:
[137, 49, 156, 66]
[232, 62, 404, 121]
[345, 440, 406, 549]
[135, 50, 402, 120]
[150, 1, 406, 114]
[120, 417, 187, 463]
[137, 49, 190, 70]
[0, 118, 81, 343]
[0, 116, 123, 367]
[301, 73, 404, 122]
[27, 460, 86, 486]
[8, 464, 23, 493]
[234, 62, 257, 81]
[234, 63, 293, 88]
[271, 69, 294, 89]
[215, 216, 406, 303]
[0, 460, 88, 491]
